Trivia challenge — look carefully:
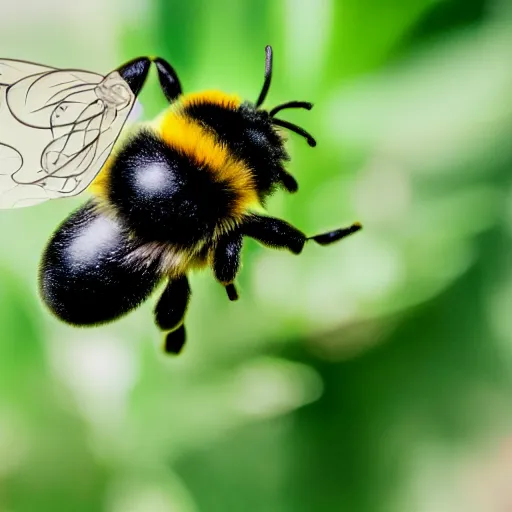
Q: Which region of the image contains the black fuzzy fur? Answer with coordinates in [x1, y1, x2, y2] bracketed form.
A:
[108, 129, 237, 247]
[183, 101, 291, 201]
[40, 201, 161, 326]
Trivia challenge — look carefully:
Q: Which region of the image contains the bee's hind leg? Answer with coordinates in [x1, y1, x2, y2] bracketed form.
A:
[163, 325, 186, 355]
[154, 275, 190, 355]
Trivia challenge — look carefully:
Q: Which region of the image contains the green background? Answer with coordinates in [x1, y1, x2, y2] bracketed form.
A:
[2, 0, 512, 510]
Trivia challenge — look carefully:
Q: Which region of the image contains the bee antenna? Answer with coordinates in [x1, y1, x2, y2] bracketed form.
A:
[269, 101, 313, 117]
[256, 45, 273, 108]
[273, 118, 317, 147]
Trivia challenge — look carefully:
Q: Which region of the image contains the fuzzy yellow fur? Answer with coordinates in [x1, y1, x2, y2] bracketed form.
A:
[179, 90, 241, 111]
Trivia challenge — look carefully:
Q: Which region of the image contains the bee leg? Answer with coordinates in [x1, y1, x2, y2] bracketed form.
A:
[212, 229, 243, 301]
[154, 275, 191, 331]
[241, 214, 306, 254]
[225, 283, 239, 301]
[308, 222, 362, 245]
[153, 58, 183, 104]
[154, 275, 191, 354]
[164, 325, 187, 355]
[116, 57, 151, 96]
[278, 171, 299, 193]
[241, 214, 362, 254]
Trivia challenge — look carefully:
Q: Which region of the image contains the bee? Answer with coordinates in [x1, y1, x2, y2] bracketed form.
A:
[0, 46, 361, 354]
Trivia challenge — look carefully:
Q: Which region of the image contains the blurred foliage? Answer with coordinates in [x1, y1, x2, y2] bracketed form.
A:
[2, 0, 512, 511]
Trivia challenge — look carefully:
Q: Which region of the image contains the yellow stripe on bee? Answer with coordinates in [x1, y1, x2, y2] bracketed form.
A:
[179, 90, 242, 111]
[88, 158, 112, 199]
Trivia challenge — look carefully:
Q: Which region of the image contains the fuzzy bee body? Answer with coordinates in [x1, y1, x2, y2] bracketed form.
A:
[41, 90, 293, 342]
[1, 47, 361, 355]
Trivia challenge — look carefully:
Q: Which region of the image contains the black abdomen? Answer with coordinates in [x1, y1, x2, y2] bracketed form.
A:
[40, 201, 161, 326]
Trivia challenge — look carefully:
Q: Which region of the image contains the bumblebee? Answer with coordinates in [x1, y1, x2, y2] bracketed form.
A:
[0, 46, 361, 354]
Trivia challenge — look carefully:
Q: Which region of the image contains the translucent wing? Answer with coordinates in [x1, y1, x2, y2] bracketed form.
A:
[0, 59, 137, 208]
